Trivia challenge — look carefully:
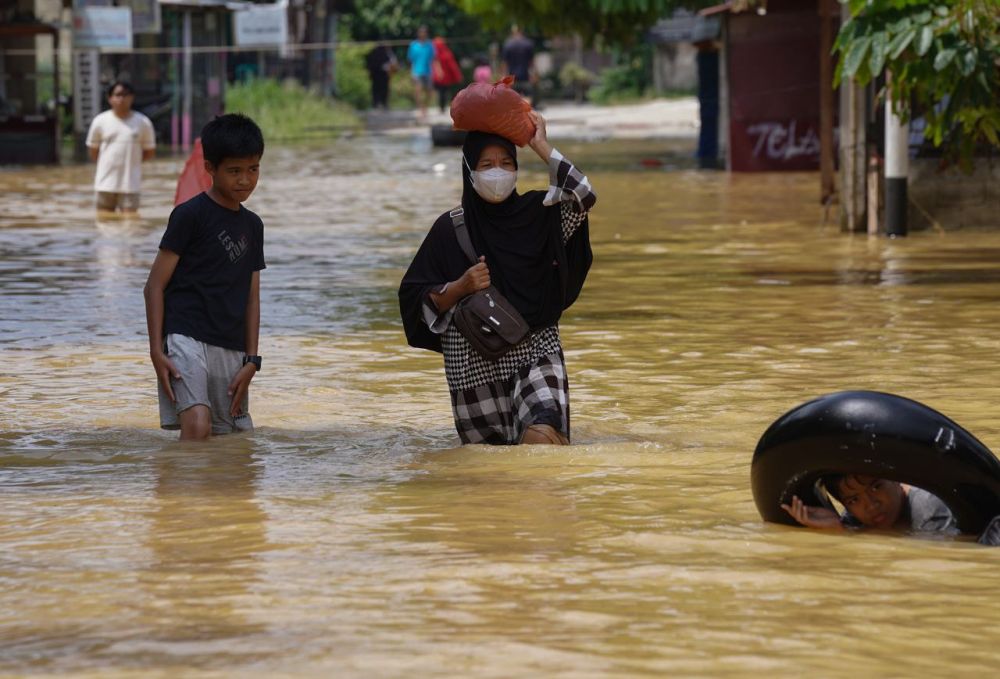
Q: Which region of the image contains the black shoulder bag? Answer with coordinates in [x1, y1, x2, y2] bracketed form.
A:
[448, 207, 529, 361]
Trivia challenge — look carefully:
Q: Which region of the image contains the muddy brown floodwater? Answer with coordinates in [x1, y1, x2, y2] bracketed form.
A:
[3, 136, 1000, 676]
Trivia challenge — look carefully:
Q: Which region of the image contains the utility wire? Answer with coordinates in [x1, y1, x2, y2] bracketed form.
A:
[2, 36, 482, 57]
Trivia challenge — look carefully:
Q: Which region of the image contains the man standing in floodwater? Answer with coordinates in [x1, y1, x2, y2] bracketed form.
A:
[85, 81, 156, 215]
[366, 41, 397, 110]
[407, 26, 435, 120]
[501, 26, 536, 104]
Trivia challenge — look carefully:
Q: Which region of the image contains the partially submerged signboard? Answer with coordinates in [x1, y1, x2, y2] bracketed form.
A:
[233, 1, 288, 48]
[72, 7, 132, 139]
[73, 6, 133, 49]
[125, 0, 162, 35]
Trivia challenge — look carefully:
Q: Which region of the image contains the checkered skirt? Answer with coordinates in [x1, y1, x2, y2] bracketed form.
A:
[450, 348, 569, 445]
[442, 322, 561, 390]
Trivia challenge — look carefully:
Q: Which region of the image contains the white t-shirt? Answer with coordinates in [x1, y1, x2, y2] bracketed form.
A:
[85, 109, 156, 193]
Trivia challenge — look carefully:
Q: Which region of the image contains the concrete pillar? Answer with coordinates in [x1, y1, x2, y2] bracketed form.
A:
[837, 3, 867, 232]
[838, 78, 867, 231]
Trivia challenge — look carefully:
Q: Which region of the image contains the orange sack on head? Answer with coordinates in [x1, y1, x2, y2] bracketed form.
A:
[450, 76, 536, 147]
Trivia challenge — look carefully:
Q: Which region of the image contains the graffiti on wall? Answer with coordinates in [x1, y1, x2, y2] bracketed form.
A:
[730, 118, 834, 171]
[746, 120, 820, 161]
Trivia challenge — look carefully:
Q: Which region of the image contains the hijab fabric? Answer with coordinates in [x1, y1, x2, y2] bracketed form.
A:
[398, 131, 591, 353]
[460, 132, 567, 328]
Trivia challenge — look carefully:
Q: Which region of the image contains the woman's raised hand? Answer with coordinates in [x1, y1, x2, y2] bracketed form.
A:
[527, 110, 552, 161]
[460, 256, 491, 295]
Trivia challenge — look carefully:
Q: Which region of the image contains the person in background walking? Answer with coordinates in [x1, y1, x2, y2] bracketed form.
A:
[407, 25, 435, 120]
[501, 26, 537, 104]
[366, 41, 397, 110]
[86, 80, 156, 215]
[431, 36, 463, 113]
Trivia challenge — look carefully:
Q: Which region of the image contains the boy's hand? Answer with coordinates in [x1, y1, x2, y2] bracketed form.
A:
[227, 363, 256, 417]
[780, 495, 844, 530]
[151, 351, 180, 402]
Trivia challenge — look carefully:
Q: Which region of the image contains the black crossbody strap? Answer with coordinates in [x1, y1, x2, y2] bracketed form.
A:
[449, 206, 478, 265]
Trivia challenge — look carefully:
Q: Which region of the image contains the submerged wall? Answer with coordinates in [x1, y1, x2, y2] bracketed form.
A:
[909, 159, 1000, 230]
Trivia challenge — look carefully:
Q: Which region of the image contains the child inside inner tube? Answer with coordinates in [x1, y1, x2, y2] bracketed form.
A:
[782, 474, 958, 534]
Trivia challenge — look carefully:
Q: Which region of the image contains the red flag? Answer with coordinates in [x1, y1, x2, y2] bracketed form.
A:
[173, 138, 213, 206]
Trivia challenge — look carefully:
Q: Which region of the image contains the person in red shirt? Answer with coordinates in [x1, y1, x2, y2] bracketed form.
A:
[432, 36, 463, 113]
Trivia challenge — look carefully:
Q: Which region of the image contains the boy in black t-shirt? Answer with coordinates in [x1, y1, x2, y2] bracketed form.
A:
[143, 114, 266, 439]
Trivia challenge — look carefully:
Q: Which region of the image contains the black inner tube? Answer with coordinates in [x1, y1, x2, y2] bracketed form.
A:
[751, 391, 1000, 535]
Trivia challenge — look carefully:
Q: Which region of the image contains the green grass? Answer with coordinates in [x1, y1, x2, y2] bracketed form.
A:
[225, 78, 362, 144]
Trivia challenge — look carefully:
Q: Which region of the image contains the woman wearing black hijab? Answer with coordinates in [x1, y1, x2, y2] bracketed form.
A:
[399, 111, 595, 445]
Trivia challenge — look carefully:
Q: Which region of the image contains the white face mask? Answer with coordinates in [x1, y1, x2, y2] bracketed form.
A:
[468, 161, 518, 203]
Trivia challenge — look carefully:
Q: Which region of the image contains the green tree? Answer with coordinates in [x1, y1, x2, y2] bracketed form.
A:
[338, 0, 489, 109]
[454, 0, 716, 45]
[834, 0, 1000, 169]
[454, 0, 717, 102]
[342, 0, 486, 48]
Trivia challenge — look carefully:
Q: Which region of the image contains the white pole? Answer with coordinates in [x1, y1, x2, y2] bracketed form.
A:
[884, 83, 908, 236]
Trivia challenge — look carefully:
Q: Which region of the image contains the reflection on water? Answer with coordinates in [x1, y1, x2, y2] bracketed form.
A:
[132, 441, 270, 665]
[3, 137, 1000, 675]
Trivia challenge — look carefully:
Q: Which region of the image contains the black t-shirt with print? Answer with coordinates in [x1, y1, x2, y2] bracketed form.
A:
[160, 192, 265, 351]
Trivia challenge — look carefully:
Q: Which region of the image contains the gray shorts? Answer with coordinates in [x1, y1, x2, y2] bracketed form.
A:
[97, 191, 140, 211]
[158, 334, 254, 434]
